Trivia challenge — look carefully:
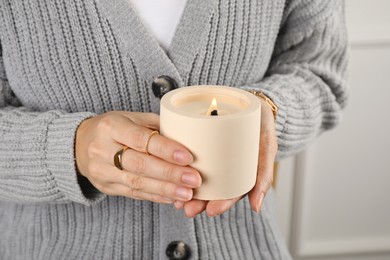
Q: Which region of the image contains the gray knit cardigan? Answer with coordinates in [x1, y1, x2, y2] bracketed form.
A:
[0, 0, 348, 259]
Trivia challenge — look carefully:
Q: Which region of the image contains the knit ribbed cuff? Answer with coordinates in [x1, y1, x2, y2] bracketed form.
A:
[46, 112, 106, 206]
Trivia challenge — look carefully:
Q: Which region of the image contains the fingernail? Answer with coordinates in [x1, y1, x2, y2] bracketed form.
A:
[176, 187, 192, 200]
[173, 151, 193, 164]
[256, 192, 265, 213]
[182, 172, 200, 187]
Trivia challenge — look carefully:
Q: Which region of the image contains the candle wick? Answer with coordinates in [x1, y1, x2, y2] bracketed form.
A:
[211, 110, 218, 116]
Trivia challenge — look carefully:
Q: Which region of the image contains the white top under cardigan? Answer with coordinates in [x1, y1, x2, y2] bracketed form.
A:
[130, 0, 188, 51]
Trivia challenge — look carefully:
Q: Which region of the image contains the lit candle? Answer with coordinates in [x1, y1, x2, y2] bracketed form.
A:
[160, 86, 261, 200]
[206, 98, 218, 116]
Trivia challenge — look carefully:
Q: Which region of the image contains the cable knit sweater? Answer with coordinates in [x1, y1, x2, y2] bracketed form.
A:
[0, 0, 348, 259]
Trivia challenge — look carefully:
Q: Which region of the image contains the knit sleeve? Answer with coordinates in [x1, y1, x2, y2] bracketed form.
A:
[0, 44, 105, 206]
[240, 0, 349, 159]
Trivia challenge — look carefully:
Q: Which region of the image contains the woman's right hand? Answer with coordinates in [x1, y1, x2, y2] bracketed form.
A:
[75, 111, 202, 204]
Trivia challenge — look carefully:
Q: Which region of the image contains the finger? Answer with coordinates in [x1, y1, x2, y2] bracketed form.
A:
[91, 162, 195, 201]
[109, 115, 157, 153]
[100, 164, 194, 201]
[174, 200, 185, 210]
[146, 133, 194, 166]
[248, 129, 277, 213]
[118, 111, 160, 130]
[205, 196, 242, 217]
[100, 183, 174, 204]
[114, 147, 201, 188]
[110, 116, 194, 166]
[183, 200, 207, 218]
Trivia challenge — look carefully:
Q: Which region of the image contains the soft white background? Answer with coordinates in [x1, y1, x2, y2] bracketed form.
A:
[275, 1, 390, 259]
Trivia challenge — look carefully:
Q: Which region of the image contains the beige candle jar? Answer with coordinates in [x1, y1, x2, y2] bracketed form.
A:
[160, 86, 261, 200]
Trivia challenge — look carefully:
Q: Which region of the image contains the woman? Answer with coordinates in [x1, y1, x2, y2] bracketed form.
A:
[0, 0, 348, 259]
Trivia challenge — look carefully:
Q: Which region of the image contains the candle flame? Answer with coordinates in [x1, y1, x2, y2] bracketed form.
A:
[206, 97, 218, 116]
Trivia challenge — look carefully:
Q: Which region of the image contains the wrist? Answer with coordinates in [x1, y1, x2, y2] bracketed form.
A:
[75, 117, 92, 177]
[247, 90, 278, 119]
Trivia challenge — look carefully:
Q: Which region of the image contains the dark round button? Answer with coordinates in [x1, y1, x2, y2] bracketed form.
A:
[152, 75, 178, 99]
[165, 241, 191, 260]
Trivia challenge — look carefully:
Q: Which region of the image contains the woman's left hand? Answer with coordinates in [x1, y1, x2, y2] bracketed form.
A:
[174, 98, 278, 217]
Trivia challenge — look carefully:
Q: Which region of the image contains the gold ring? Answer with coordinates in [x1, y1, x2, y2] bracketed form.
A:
[114, 146, 129, 170]
[144, 130, 159, 155]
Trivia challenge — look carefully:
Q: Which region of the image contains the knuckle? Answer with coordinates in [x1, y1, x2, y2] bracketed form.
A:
[131, 128, 147, 150]
[262, 175, 274, 188]
[130, 156, 146, 174]
[87, 141, 103, 159]
[157, 181, 171, 197]
[130, 176, 143, 191]
[162, 164, 175, 181]
[96, 115, 113, 131]
[257, 164, 273, 182]
[130, 188, 139, 197]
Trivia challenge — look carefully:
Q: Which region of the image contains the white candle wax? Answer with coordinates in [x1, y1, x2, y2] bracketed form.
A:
[177, 100, 240, 116]
[160, 86, 261, 200]
[170, 89, 251, 116]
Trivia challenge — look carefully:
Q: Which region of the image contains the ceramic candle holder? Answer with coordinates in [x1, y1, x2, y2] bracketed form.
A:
[160, 86, 261, 200]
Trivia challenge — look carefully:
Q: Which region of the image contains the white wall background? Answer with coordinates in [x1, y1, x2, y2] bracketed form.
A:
[275, 1, 390, 259]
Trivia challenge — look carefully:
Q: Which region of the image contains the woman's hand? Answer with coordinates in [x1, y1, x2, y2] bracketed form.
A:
[75, 111, 202, 204]
[175, 98, 277, 217]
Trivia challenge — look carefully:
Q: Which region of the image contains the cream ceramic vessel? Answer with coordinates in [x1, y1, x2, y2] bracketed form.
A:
[160, 86, 261, 200]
